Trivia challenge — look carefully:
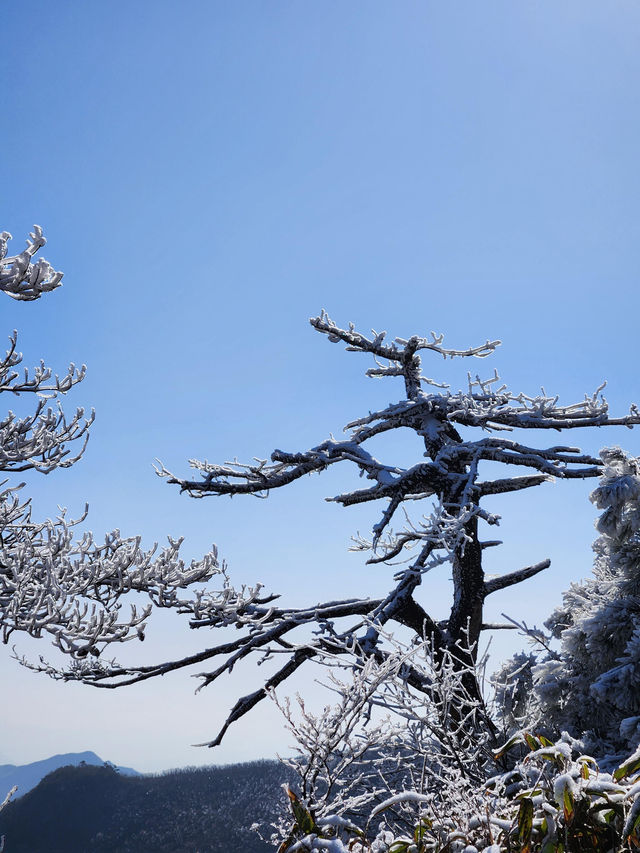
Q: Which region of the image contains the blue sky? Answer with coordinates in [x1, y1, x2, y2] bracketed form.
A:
[1, 1, 640, 773]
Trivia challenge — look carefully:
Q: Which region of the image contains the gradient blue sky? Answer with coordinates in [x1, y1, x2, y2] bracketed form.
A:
[1, 1, 640, 773]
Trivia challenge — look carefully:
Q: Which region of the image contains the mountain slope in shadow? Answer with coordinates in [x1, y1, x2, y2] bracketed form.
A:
[0, 760, 290, 853]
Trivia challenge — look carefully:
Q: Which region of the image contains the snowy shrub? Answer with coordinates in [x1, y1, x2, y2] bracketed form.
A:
[265, 632, 505, 851]
[276, 732, 640, 852]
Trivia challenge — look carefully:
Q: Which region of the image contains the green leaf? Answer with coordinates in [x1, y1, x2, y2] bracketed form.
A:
[524, 732, 540, 752]
[563, 786, 575, 824]
[626, 808, 640, 848]
[285, 787, 317, 834]
[516, 788, 542, 800]
[414, 821, 432, 843]
[517, 797, 534, 853]
[493, 732, 524, 759]
[614, 753, 640, 781]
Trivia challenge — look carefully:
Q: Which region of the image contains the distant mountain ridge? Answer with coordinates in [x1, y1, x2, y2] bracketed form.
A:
[0, 751, 140, 798]
[0, 760, 289, 852]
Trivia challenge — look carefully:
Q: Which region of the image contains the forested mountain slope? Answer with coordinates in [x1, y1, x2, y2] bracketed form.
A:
[0, 760, 289, 853]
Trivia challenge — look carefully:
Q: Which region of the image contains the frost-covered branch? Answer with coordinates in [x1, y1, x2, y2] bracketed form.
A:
[0, 330, 93, 474]
[265, 631, 640, 853]
[0, 226, 232, 733]
[266, 630, 502, 849]
[0, 227, 63, 301]
[0, 787, 15, 813]
[1, 483, 220, 656]
[483, 559, 551, 597]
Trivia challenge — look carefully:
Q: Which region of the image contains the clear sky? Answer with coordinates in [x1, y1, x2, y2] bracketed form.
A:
[1, 0, 640, 774]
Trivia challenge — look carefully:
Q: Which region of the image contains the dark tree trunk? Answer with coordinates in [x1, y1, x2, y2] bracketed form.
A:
[449, 516, 485, 657]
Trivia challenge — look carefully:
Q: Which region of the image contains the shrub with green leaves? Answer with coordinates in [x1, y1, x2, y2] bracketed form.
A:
[278, 733, 640, 852]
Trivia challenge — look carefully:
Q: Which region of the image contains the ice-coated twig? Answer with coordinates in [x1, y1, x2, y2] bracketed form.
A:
[0, 786, 16, 813]
[265, 627, 502, 848]
[0, 227, 63, 301]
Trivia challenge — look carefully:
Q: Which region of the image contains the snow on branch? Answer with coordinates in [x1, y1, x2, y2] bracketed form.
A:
[311, 309, 500, 399]
[1, 329, 86, 397]
[266, 628, 499, 848]
[0, 228, 238, 729]
[162, 317, 640, 534]
[0, 227, 63, 301]
[311, 309, 500, 362]
[1, 330, 93, 474]
[1, 481, 221, 657]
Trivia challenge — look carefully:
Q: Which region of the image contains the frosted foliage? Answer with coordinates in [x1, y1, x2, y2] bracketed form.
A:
[492, 651, 536, 727]
[268, 653, 640, 852]
[502, 447, 640, 763]
[0, 227, 225, 673]
[266, 633, 502, 850]
[0, 227, 63, 301]
[1, 482, 220, 657]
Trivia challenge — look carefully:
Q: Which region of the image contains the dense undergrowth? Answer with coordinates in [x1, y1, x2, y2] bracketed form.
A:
[279, 733, 640, 852]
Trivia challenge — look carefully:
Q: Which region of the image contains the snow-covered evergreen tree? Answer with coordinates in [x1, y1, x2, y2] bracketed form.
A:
[500, 447, 640, 764]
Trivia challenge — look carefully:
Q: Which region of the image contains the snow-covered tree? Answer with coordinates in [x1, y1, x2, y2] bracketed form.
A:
[500, 446, 640, 766]
[144, 312, 640, 746]
[0, 227, 220, 660]
[6, 229, 640, 754]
